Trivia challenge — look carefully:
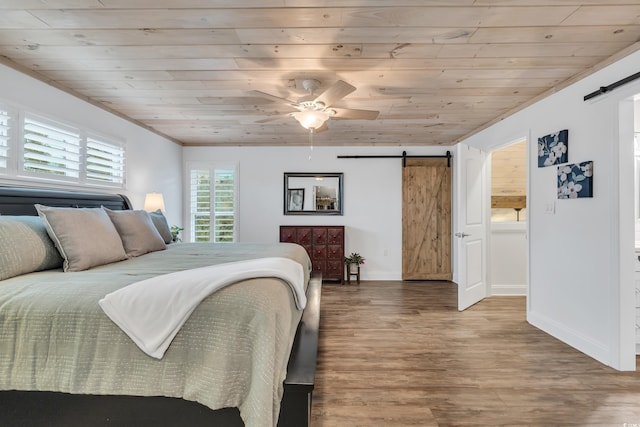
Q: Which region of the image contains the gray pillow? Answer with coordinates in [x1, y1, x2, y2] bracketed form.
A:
[149, 209, 172, 244]
[0, 215, 64, 280]
[104, 208, 166, 257]
[35, 204, 128, 272]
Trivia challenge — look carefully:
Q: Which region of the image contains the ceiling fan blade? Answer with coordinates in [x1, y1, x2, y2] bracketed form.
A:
[255, 113, 292, 123]
[314, 122, 329, 133]
[331, 108, 379, 120]
[249, 90, 298, 107]
[313, 80, 356, 107]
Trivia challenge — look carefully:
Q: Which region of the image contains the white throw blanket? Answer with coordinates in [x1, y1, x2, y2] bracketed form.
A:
[99, 257, 306, 359]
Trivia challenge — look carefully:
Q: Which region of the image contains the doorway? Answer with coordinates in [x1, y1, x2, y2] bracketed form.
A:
[489, 140, 528, 296]
[631, 97, 640, 355]
[454, 137, 529, 311]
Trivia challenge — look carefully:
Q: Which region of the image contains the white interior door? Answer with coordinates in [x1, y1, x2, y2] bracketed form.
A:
[455, 143, 488, 311]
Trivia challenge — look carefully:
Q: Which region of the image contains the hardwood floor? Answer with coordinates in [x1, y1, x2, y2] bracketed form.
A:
[310, 281, 640, 427]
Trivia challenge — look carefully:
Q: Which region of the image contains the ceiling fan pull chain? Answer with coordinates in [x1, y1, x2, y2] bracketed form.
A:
[308, 129, 314, 161]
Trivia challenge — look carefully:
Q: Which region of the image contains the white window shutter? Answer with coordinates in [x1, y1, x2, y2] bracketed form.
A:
[0, 108, 9, 170]
[22, 116, 81, 179]
[0, 101, 126, 188]
[213, 169, 236, 243]
[188, 165, 237, 243]
[86, 137, 125, 185]
[190, 168, 212, 242]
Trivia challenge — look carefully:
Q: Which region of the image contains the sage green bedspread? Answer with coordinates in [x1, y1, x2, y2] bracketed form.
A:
[0, 242, 311, 427]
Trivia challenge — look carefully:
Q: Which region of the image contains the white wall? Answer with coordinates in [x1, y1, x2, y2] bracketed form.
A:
[459, 47, 640, 370]
[183, 145, 450, 280]
[490, 222, 527, 296]
[0, 63, 183, 225]
[634, 99, 640, 243]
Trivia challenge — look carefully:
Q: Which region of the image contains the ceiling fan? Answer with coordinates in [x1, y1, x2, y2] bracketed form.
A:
[250, 79, 379, 133]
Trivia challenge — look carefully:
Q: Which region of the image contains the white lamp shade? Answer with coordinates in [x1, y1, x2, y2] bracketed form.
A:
[144, 192, 165, 212]
[293, 110, 329, 130]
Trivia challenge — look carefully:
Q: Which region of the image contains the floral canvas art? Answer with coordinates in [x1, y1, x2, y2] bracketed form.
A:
[538, 129, 568, 167]
[557, 161, 593, 199]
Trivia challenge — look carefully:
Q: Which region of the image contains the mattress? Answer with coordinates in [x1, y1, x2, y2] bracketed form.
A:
[0, 242, 311, 427]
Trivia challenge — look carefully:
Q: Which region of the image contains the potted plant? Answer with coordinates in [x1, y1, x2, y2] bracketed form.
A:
[170, 225, 184, 242]
[344, 252, 365, 274]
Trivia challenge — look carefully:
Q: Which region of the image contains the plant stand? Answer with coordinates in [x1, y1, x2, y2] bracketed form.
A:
[346, 264, 360, 285]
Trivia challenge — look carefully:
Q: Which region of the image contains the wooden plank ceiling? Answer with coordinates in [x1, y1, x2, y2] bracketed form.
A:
[0, 1, 639, 146]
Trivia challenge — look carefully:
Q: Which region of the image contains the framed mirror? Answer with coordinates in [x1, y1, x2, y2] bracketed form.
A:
[284, 172, 343, 215]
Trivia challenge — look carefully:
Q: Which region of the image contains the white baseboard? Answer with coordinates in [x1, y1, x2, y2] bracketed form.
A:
[359, 271, 403, 281]
[528, 309, 615, 369]
[491, 284, 527, 296]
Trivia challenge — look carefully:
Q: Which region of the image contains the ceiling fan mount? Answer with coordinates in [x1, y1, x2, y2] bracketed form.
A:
[251, 79, 379, 132]
[299, 78, 321, 94]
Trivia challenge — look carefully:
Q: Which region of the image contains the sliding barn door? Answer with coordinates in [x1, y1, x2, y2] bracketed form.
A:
[402, 158, 452, 280]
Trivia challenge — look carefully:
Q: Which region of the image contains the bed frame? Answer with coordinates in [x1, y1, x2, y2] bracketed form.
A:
[0, 185, 320, 427]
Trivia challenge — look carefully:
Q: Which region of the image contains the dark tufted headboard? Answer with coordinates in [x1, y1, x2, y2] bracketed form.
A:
[0, 186, 133, 216]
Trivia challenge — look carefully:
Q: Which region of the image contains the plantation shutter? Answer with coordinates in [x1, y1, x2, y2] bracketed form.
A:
[22, 116, 81, 179]
[86, 137, 125, 185]
[189, 165, 237, 243]
[0, 100, 126, 187]
[213, 169, 235, 243]
[0, 108, 9, 170]
[190, 168, 212, 242]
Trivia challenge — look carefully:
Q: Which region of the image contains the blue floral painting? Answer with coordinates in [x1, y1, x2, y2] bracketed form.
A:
[557, 161, 593, 199]
[538, 129, 568, 167]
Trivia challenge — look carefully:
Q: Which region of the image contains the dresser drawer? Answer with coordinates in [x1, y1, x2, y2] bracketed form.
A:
[327, 244, 342, 260]
[280, 225, 344, 283]
[312, 245, 327, 259]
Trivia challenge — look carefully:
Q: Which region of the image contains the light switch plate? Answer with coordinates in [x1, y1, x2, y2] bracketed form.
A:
[544, 201, 555, 214]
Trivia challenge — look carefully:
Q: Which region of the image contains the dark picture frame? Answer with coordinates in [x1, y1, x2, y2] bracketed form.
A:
[287, 188, 305, 211]
[283, 172, 344, 215]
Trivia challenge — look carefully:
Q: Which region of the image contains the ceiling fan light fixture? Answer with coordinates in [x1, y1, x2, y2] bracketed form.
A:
[293, 109, 330, 130]
[252, 79, 378, 131]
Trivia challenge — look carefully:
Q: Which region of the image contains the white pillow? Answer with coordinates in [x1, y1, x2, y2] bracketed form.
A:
[104, 208, 167, 257]
[35, 205, 128, 272]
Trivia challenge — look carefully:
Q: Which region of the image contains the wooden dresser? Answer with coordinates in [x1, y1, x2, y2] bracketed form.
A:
[280, 225, 344, 283]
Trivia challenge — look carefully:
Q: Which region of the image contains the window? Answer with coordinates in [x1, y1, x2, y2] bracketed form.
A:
[189, 163, 238, 243]
[86, 136, 125, 185]
[0, 99, 126, 188]
[22, 115, 81, 179]
[0, 107, 9, 170]
[190, 169, 212, 242]
[213, 169, 236, 242]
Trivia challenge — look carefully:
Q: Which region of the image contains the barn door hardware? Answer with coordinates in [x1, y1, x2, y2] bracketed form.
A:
[337, 150, 452, 167]
[584, 70, 640, 101]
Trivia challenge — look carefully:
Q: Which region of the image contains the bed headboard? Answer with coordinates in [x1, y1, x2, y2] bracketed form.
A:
[0, 186, 133, 216]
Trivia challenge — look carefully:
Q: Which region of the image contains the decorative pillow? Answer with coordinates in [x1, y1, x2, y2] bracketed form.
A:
[149, 209, 173, 244]
[104, 208, 166, 257]
[35, 205, 128, 272]
[0, 216, 64, 280]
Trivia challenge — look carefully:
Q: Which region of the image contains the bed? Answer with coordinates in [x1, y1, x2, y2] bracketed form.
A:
[0, 185, 321, 427]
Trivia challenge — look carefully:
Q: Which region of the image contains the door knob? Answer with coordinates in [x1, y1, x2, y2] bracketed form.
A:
[455, 232, 470, 238]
